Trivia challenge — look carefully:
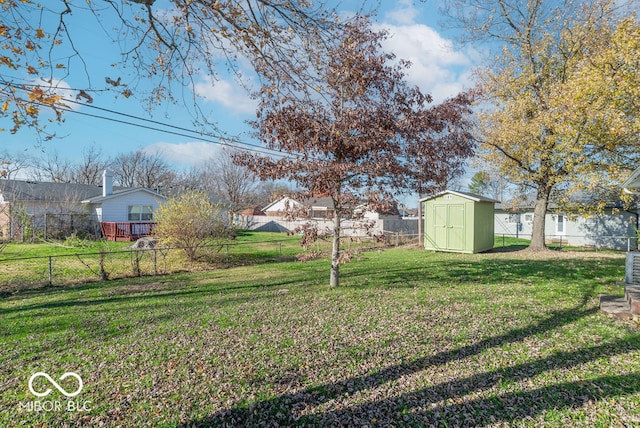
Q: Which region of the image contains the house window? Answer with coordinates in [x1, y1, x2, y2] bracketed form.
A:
[128, 205, 153, 221]
[556, 215, 566, 235]
[507, 214, 521, 224]
[524, 214, 533, 222]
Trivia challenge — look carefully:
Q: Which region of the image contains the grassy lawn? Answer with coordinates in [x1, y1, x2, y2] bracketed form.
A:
[0, 231, 306, 290]
[1, 245, 639, 427]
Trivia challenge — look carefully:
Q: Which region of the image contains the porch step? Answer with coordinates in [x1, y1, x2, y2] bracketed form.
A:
[600, 285, 640, 322]
[627, 285, 640, 314]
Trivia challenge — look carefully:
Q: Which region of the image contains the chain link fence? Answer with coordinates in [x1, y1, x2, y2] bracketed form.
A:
[1, 231, 633, 294]
[0, 236, 397, 293]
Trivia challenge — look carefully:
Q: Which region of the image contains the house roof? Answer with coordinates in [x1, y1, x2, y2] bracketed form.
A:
[263, 195, 335, 212]
[496, 191, 638, 212]
[623, 167, 640, 194]
[419, 190, 500, 204]
[0, 179, 107, 204]
[82, 187, 167, 204]
[242, 206, 266, 216]
[262, 196, 303, 212]
[302, 195, 335, 209]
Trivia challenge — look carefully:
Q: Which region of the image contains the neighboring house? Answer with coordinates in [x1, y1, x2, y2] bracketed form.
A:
[354, 203, 401, 221]
[262, 195, 335, 219]
[82, 170, 167, 241]
[262, 195, 402, 221]
[241, 206, 266, 216]
[494, 196, 639, 251]
[0, 178, 102, 240]
[623, 167, 640, 194]
[245, 194, 417, 236]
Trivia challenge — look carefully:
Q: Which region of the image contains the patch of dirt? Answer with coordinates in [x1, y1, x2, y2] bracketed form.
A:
[487, 247, 625, 260]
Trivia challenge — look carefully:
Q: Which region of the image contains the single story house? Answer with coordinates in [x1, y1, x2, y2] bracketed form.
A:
[262, 195, 402, 220]
[82, 170, 167, 241]
[245, 194, 415, 236]
[0, 170, 169, 241]
[494, 195, 639, 251]
[0, 178, 103, 240]
[262, 195, 336, 219]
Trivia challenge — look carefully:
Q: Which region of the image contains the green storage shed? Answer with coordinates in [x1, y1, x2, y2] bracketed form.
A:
[421, 190, 498, 254]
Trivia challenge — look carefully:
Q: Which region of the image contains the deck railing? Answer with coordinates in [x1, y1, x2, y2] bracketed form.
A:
[100, 222, 156, 241]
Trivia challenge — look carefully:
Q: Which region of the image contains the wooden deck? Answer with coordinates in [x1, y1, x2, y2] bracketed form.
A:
[100, 222, 156, 242]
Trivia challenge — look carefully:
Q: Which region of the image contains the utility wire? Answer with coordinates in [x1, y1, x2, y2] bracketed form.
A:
[0, 79, 249, 145]
[0, 79, 291, 159]
[53, 104, 285, 158]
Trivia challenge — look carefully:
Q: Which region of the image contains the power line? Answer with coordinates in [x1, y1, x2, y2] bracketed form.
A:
[0, 80, 290, 159]
[0, 79, 248, 144]
[53, 104, 284, 158]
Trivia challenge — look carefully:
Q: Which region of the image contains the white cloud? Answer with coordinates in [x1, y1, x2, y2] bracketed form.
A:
[374, 1, 476, 104]
[34, 78, 84, 111]
[142, 141, 222, 166]
[377, 22, 473, 103]
[194, 76, 257, 114]
[384, 0, 420, 25]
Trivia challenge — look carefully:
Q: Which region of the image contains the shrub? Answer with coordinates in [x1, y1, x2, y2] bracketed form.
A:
[154, 191, 231, 261]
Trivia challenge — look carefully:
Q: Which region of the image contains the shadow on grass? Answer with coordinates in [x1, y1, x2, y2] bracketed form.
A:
[0, 269, 316, 317]
[179, 300, 639, 427]
[487, 244, 529, 253]
[343, 256, 622, 289]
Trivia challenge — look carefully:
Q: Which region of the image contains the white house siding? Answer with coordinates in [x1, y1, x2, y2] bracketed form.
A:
[580, 212, 638, 250]
[263, 197, 304, 216]
[494, 209, 639, 250]
[96, 191, 164, 223]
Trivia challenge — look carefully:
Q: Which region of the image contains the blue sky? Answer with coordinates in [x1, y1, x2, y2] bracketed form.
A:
[2, 0, 477, 173]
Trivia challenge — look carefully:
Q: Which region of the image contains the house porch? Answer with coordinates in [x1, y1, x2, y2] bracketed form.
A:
[100, 222, 156, 242]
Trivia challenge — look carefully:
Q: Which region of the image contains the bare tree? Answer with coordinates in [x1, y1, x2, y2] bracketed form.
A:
[74, 145, 108, 185]
[204, 149, 258, 217]
[168, 166, 209, 195]
[110, 149, 175, 190]
[0, 150, 31, 179]
[31, 150, 74, 183]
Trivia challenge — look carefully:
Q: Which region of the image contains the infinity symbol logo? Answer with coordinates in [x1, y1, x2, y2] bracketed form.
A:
[28, 372, 83, 398]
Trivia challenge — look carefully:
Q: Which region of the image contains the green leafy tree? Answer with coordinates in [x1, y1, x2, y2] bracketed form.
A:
[154, 191, 230, 262]
[446, 0, 640, 250]
[467, 171, 502, 200]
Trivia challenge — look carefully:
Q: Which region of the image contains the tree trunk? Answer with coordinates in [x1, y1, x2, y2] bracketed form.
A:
[330, 212, 341, 287]
[530, 185, 551, 250]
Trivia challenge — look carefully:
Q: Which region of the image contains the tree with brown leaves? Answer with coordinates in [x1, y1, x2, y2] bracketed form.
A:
[236, 17, 475, 287]
[0, 0, 341, 140]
